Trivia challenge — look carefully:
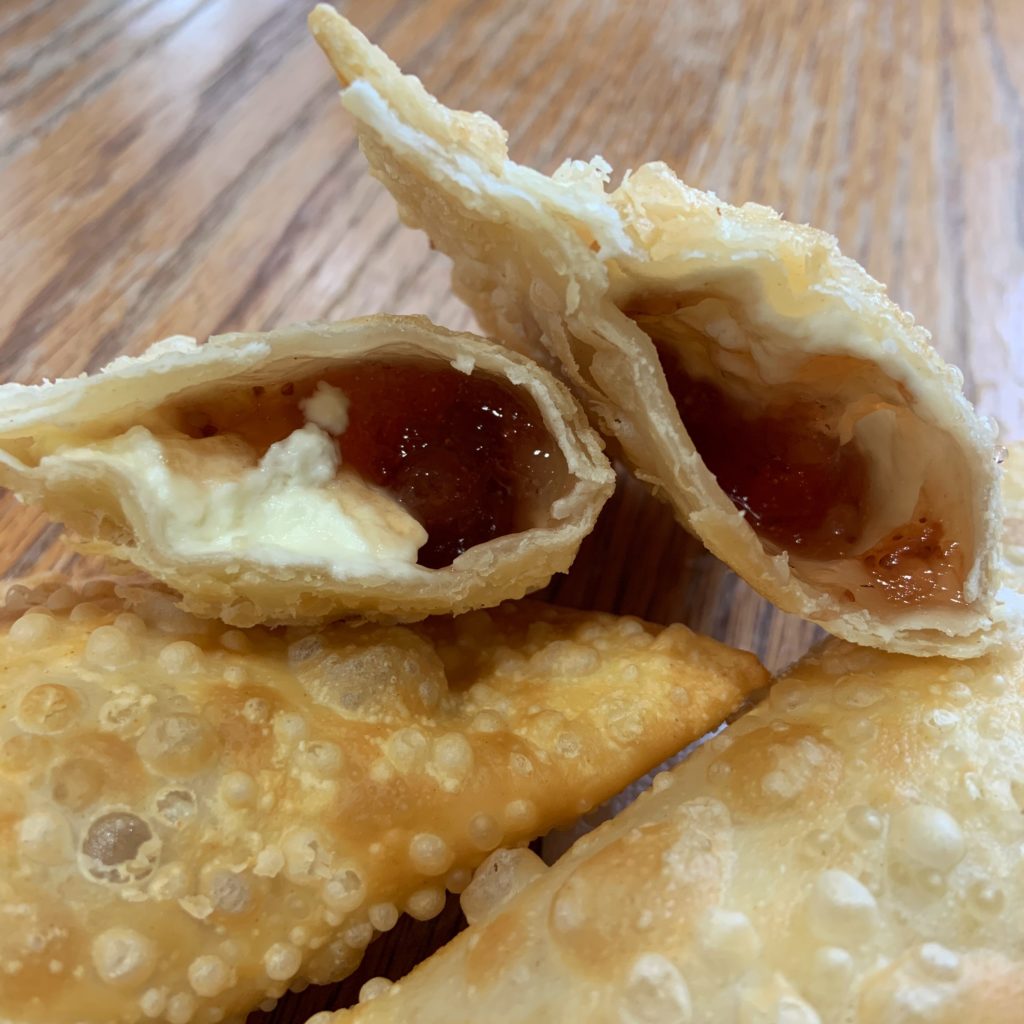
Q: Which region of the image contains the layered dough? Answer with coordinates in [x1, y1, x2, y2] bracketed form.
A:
[322, 445, 1024, 1023]
[309, 6, 1006, 656]
[0, 575, 767, 1024]
[0, 316, 614, 626]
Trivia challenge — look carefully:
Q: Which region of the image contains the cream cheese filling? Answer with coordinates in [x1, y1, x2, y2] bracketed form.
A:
[46, 386, 427, 573]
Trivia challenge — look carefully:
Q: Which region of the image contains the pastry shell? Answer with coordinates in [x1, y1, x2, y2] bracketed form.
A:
[310, 6, 1009, 657]
[0, 316, 614, 626]
[0, 577, 766, 1023]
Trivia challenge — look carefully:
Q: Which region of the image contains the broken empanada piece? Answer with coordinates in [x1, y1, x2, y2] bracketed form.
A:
[0, 577, 766, 1024]
[0, 316, 613, 626]
[310, 6, 1007, 657]
[319, 444, 1024, 1024]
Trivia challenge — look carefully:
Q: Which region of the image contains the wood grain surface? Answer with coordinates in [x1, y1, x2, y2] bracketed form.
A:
[2, 0, 1022, 1019]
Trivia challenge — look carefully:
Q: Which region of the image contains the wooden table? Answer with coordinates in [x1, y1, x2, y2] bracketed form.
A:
[2, 0, 1022, 1019]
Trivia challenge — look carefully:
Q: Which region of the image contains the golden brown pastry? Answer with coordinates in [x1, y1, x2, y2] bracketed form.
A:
[332, 644, 1024, 1024]
[0, 316, 613, 626]
[310, 6, 1008, 657]
[318, 445, 1024, 1024]
[0, 576, 766, 1024]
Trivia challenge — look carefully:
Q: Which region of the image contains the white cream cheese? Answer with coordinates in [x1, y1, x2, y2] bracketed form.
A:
[48, 412, 428, 573]
[301, 382, 350, 436]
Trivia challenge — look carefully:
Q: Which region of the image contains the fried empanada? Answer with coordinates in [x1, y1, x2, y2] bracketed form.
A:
[309, 6, 1007, 657]
[0, 576, 766, 1024]
[319, 446, 1024, 1024]
[0, 316, 613, 626]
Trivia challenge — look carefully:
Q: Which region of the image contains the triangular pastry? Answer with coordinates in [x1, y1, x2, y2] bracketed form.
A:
[0, 579, 766, 1023]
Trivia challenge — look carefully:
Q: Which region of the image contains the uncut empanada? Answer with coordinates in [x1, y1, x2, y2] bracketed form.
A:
[329, 642, 1024, 1024]
[321, 446, 1024, 1024]
[321, 444, 1024, 1024]
[0, 316, 613, 626]
[0, 576, 765, 1024]
[310, 6, 1007, 657]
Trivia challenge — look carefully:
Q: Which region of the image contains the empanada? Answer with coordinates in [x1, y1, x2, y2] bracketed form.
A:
[0, 316, 613, 626]
[0, 576, 766, 1024]
[319, 446, 1024, 1024]
[310, 6, 1007, 657]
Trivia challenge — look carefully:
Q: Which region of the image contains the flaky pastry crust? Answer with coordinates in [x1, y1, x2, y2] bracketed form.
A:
[320, 445, 1024, 1024]
[309, 6, 1009, 657]
[0, 576, 766, 1023]
[0, 316, 614, 626]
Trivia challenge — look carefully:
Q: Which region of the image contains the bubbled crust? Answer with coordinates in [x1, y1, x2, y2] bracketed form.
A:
[0, 315, 614, 627]
[324, 644, 1024, 1024]
[321, 444, 1024, 1024]
[309, 6, 1006, 657]
[0, 577, 766, 1024]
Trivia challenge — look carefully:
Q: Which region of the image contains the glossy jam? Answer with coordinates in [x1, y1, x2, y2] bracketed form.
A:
[861, 518, 965, 606]
[655, 340, 869, 559]
[653, 340, 964, 607]
[172, 361, 560, 569]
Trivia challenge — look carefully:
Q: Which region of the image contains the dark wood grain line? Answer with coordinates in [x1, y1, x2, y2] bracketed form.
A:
[96, 119, 146, 163]
[799, 2, 833, 221]
[0, 0, 214, 163]
[745, 2, 815, 218]
[2, 521, 64, 580]
[0, 0, 164, 114]
[696, 2, 767, 190]
[545, 473, 688, 621]
[212, 149, 360, 334]
[259, 0, 522, 327]
[525, 3, 648, 171]
[378, 0, 528, 115]
[627, 9, 739, 190]
[423, 0, 569, 125]
[0, 0, 138, 88]
[981, 0, 1024, 249]
[851, 1, 897, 268]
[937, 0, 976, 398]
[823, 2, 867, 237]
[83, 81, 339, 372]
[321, 216, 406, 316]
[212, 0, 428, 332]
[383, 247, 446, 310]
[258, 173, 388, 329]
[887, 1, 918, 307]
[1, 4, 310, 374]
[0, 0, 62, 43]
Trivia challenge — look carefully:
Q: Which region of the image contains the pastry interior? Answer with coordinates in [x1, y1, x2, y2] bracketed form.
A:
[47, 356, 567, 572]
[624, 291, 975, 616]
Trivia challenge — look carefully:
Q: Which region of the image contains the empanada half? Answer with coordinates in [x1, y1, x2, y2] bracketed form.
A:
[0, 316, 614, 626]
[317, 446, 1024, 1024]
[0, 577, 766, 1024]
[310, 6, 1007, 656]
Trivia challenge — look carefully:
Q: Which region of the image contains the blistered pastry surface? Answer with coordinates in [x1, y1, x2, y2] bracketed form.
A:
[309, 6, 1006, 657]
[325, 641, 1024, 1024]
[314, 444, 1024, 1023]
[0, 315, 614, 626]
[0, 576, 765, 1024]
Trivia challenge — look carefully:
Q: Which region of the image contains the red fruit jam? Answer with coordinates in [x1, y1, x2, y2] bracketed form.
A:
[655, 339, 869, 559]
[859, 517, 965, 606]
[652, 339, 964, 607]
